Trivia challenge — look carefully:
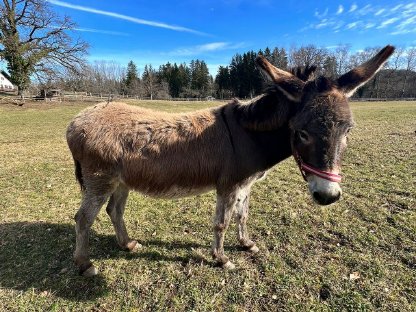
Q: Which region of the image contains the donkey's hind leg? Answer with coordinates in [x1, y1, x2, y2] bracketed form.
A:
[235, 186, 259, 254]
[106, 184, 139, 252]
[74, 189, 112, 277]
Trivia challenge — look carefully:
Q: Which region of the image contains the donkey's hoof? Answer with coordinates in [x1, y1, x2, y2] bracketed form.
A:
[81, 265, 98, 277]
[126, 240, 142, 252]
[248, 245, 259, 254]
[222, 261, 236, 270]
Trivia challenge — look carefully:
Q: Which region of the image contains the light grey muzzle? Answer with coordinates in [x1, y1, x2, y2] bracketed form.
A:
[307, 175, 342, 205]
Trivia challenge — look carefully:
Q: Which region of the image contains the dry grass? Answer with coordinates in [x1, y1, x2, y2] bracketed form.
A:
[0, 99, 415, 311]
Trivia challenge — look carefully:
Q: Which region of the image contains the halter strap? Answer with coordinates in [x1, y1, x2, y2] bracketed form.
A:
[293, 150, 342, 183]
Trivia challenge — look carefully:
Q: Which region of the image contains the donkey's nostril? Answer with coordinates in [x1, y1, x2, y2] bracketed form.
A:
[313, 191, 341, 205]
[313, 191, 325, 204]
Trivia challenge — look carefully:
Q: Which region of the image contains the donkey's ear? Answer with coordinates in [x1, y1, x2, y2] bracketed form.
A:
[337, 45, 395, 97]
[256, 55, 305, 102]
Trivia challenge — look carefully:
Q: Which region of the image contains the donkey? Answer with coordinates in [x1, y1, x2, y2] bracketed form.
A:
[67, 45, 394, 276]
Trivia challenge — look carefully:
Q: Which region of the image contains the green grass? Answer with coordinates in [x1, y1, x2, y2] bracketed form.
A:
[0, 99, 415, 311]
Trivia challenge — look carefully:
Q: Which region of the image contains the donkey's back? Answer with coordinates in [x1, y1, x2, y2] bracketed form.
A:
[67, 102, 232, 197]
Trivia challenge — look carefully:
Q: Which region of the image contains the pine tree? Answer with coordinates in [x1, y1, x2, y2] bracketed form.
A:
[215, 66, 231, 99]
[271, 47, 288, 69]
[125, 61, 139, 95]
[142, 64, 157, 100]
[190, 59, 210, 97]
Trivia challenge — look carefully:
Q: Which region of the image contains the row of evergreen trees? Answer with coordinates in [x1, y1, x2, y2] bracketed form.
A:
[123, 59, 212, 99]
[58, 45, 416, 99]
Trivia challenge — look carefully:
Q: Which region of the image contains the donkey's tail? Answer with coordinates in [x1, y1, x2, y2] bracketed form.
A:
[74, 159, 85, 191]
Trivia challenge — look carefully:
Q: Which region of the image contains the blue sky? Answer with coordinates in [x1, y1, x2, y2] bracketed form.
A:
[46, 0, 416, 75]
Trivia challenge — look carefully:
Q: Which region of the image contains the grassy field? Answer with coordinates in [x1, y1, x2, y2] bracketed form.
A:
[0, 99, 415, 311]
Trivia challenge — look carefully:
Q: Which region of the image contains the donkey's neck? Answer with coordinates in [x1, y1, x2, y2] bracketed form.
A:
[235, 90, 296, 131]
[224, 91, 296, 177]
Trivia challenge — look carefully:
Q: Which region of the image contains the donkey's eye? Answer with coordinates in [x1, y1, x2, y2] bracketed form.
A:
[297, 130, 310, 142]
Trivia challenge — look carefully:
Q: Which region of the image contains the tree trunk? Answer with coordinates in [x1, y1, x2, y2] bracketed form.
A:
[18, 86, 25, 100]
[401, 72, 409, 98]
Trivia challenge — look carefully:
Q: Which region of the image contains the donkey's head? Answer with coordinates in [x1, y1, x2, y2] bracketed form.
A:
[256, 45, 395, 205]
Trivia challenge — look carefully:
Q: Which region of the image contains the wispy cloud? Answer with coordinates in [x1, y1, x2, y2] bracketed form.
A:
[377, 17, 399, 29]
[346, 22, 359, 29]
[375, 9, 385, 16]
[47, 0, 209, 36]
[167, 42, 245, 56]
[391, 15, 416, 35]
[365, 23, 376, 29]
[357, 4, 372, 15]
[392, 4, 403, 11]
[304, 2, 416, 35]
[71, 27, 129, 36]
[314, 8, 328, 19]
[349, 4, 358, 12]
[49, 24, 129, 36]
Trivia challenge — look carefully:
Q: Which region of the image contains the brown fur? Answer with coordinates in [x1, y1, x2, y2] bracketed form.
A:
[67, 45, 394, 275]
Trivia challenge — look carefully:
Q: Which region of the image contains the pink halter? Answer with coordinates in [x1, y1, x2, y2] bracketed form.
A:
[293, 150, 342, 183]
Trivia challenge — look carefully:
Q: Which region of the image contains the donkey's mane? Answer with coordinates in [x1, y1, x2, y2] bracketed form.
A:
[233, 65, 318, 131]
[290, 65, 317, 82]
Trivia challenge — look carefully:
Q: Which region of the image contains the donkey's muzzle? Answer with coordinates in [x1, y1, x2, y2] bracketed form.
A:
[307, 175, 342, 206]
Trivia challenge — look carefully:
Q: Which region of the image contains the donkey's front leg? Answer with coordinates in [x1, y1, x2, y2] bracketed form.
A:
[235, 187, 259, 254]
[212, 190, 237, 269]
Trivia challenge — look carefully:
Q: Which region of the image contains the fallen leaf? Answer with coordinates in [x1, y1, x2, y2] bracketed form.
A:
[349, 271, 360, 281]
[59, 268, 68, 274]
[40, 290, 49, 297]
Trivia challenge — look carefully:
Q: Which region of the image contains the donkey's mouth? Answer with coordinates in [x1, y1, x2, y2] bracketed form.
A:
[307, 175, 342, 205]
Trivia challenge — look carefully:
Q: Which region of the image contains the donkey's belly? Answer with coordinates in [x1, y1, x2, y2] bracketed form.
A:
[128, 183, 215, 199]
[120, 156, 219, 199]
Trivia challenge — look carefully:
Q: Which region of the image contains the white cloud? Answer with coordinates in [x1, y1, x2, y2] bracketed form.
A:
[315, 19, 330, 29]
[392, 4, 403, 11]
[304, 1, 416, 35]
[377, 17, 399, 29]
[349, 4, 358, 12]
[357, 4, 372, 16]
[314, 8, 328, 18]
[375, 9, 385, 16]
[168, 42, 245, 56]
[391, 15, 416, 35]
[346, 22, 358, 29]
[364, 23, 376, 29]
[303, 1, 416, 36]
[72, 27, 129, 36]
[47, 0, 209, 36]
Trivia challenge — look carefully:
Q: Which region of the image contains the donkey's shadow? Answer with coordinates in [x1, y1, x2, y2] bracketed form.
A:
[0, 222, 210, 301]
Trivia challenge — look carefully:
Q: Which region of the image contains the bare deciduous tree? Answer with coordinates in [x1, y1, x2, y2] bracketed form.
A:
[289, 45, 327, 74]
[383, 47, 404, 98]
[334, 44, 351, 76]
[0, 0, 88, 94]
[401, 48, 416, 98]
